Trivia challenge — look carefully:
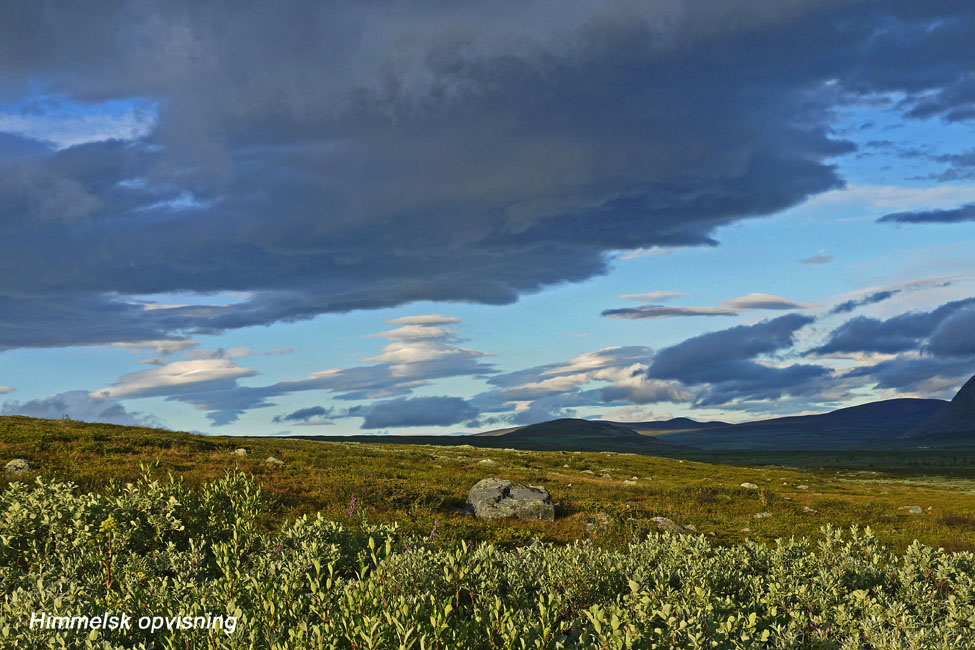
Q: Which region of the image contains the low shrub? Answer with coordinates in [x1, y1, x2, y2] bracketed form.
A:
[1, 471, 973, 649]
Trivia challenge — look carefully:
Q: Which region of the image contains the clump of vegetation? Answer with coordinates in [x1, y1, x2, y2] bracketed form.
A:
[2, 471, 974, 649]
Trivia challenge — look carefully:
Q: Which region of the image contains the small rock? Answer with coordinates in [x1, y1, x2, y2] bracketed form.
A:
[4, 458, 33, 476]
[651, 516, 687, 533]
[265, 456, 284, 465]
[630, 476, 638, 480]
[783, 496, 794, 501]
[753, 512, 772, 519]
[477, 458, 497, 466]
[456, 444, 475, 450]
[232, 448, 249, 456]
[563, 464, 570, 468]
[740, 482, 759, 489]
[623, 479, 637, 485]
[899, 505, 923, 515]
[797, 485, 809, 490]
[600, 473, 612, 479]
[802, 506, 817, 513]
[581, 469, 595, 475]
[466, 478, 555, 521]
[683, 523, 698, 532]
[740, 527, 751, 533]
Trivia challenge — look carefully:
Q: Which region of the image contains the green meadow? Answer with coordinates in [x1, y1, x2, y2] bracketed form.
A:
[3, 415, 975, 553]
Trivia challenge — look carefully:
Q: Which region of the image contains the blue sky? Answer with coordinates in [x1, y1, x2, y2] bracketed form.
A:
[0, 1, 974, 435]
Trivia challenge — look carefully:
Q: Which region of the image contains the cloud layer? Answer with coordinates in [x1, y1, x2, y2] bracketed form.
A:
[2, 1, 973, 348]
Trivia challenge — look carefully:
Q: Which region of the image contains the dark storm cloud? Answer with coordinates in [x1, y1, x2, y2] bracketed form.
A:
[811, 298, 975, 356]
[926, 303, 975, 357]
[927, 148, 975, 181]
[2, 1, 973, 348]
[350, 396, 479, 429]
[843, 356, 975, 394]
[648, 314, 828, 405]
[878, 202, 975, 224]
[829, 289, 900, 315]
[271, 405, 335, 424]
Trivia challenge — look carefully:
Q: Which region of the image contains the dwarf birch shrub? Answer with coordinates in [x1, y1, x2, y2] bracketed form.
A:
[2, 472, 974, 649]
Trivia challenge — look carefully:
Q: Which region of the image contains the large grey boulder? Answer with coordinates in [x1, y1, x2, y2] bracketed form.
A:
[4, 458, 33, 476]
[465, 478, 555, 521]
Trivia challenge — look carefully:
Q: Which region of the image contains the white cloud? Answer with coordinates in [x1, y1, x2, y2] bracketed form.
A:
[386, 314, 461, 326]
[489, 346, 690, 408]
[111, 339, 199, 355]
[370, 325, 456, 341]
[723, 293, 810, 310]
[617, 246, 694, 260]
[0, 386, 14, 394]
[618, 290, 687, 302]
[92, 359, 257, 399]
[807, 184, 975, 212]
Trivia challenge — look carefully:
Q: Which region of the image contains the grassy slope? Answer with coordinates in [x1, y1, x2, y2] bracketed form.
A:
[4, 415, 975, 552]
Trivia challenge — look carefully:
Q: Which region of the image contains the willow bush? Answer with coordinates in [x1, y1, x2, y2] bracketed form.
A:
[1, 471, 973, 649]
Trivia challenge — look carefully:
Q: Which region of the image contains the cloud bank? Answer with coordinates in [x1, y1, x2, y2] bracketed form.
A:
[2, 1, 973, 348]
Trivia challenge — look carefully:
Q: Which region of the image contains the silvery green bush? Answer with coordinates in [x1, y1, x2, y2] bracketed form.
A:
[2, 470, 974, 649]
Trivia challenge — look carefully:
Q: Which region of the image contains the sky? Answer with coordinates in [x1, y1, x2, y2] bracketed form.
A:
[0, 0, 974, 436]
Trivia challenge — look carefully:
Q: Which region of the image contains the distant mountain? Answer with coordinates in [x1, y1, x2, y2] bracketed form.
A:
[908, 373, 975, 439]
[645, 398, 947, 450]
[609, 417, 729, 431]
[302, 388, 968, 454]
[483, 418, 684, 453]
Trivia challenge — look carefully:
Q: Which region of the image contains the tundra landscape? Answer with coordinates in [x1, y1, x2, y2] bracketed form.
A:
[2, 0, 975, 648]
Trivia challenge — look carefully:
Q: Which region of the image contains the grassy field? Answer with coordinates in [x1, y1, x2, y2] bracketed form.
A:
[3, 415, 975, 552]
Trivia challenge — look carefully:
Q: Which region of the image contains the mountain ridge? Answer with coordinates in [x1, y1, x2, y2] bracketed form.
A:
[908, 374, 975, 438]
